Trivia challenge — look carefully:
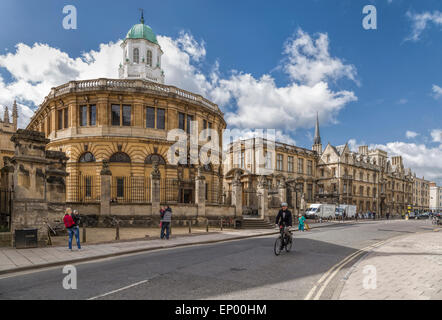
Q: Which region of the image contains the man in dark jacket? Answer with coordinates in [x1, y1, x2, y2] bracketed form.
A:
[161, 206, 172, 240]
[275, 203, 293, 227]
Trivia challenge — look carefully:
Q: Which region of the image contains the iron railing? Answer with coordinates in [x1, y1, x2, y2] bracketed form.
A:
[67, 175, 100, 203]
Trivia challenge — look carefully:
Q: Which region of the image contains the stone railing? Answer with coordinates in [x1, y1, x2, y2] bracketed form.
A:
[34, 78, 220, 123]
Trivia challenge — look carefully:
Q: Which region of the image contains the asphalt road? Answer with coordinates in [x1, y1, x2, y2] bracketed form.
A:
[0, 219, 436, 300]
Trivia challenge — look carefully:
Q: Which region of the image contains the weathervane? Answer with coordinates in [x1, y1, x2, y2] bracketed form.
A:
[139, 8, 145, 24]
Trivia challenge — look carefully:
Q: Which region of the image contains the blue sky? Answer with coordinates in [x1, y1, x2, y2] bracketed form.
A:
[0, 0, 441, 182]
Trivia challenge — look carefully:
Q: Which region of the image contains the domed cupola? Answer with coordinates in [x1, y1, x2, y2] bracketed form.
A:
[119, 11, 165, 83]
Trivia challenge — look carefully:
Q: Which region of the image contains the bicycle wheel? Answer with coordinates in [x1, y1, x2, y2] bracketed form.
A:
[274, 237, 282, 256]
[285, 236, 293, 252]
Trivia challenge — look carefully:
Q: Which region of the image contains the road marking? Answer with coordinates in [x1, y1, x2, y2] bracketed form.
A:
[304, 240, 387, 300]
[88, 280, 148, 300]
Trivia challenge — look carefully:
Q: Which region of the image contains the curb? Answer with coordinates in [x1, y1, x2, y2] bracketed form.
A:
[0, 221, 351, 276]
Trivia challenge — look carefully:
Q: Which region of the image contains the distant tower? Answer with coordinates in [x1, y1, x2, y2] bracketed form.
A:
[12, 100, 18, 130]
[119, 10, 165, 83]
[3, 106, 9, 124]
[312, 112, 322, 155]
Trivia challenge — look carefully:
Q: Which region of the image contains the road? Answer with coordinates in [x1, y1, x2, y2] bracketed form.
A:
[0, 220, 436, 300]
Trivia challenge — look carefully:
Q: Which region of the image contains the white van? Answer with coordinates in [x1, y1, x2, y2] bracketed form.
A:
[335, 205, 356, 218]
[305, 204, 336, 219]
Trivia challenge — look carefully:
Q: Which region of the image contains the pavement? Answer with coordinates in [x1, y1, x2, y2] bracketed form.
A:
[338, 229, 442, 300]
[0, 220, 344, 275]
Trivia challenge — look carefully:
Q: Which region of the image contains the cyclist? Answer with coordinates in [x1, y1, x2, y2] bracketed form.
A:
[275, 202, 293, 249]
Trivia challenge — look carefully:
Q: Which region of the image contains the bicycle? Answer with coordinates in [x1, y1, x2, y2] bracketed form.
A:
[274, 224, 293, 256]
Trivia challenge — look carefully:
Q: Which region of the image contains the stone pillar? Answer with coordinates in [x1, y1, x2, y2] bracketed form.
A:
[231, 171, 243, 218]
[151, 160, 161, 216]
[195, 167, 206, 217]
[10, 131, 48, 243]
[257, 176, 269, 220]
[278, 179, 287, 205]
[100, 160, 111, 218]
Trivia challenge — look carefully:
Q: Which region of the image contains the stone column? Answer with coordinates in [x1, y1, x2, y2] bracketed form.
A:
[278, 178, 287, 205]
[195, 167, 206, 217]
[257, 176, 269, 220]
[151, 160, 161, 216]
[231, 171, 243, 218]
[100, 160, 112, 218]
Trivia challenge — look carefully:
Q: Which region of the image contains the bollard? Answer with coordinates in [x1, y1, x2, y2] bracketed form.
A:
[188, 220, 192, 234]
[220, 218, 223, 231]
[115, 222, 120, 240]
[82, 226, 86, 243]
[206, 219, 209, 232]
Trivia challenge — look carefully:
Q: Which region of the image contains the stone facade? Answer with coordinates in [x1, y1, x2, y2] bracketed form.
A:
[2, 130, 69, 245]
[412, 175, 431, 212]
[430, 182, 442, 212]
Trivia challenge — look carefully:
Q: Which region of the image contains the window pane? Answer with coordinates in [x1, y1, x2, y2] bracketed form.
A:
[111, 105, 120, 126]
[85, 177, 92, 197]
[157, 108, 165, 129]
[58, 110, 63, 130]
[133, 48, 139, 64]
[186, 115, 193, 134]
[122, 105, 131, 126]
[80, 106, 87, 126]
[146, 107, 155, 128]
[64, 108, 69, 128]
[179, 113, 185, 130]
[90, 105, 96, 126]
[117, 178, 124, 198]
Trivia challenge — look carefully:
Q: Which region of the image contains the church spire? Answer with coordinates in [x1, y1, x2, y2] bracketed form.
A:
[12, 100, 18, 129]
[314, 112, 321, 145]
[3, 106, 9, 124]
[139, 8, 145, 24]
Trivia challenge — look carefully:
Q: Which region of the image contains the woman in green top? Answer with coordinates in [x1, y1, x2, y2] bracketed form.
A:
[298, 214, 306, 231]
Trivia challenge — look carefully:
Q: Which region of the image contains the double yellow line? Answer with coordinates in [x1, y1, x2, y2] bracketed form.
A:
[304, 239, 387, 300]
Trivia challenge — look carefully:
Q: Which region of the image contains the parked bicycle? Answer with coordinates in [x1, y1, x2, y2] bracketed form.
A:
[274, 224, 293, 256]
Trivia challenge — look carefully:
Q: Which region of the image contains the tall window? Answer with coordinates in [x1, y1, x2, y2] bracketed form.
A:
[298, 158, 304, 174]
[288, 156, 294, 173]
[116, 177, 124, 198]
[265, 152, 272, 170]
[79, 105, 96, 127]
[307, 184, 313, 201]
[122, 105, 131, 126]
[90, 105, 96, 126]
[146, 50, 152, 66]
[157, 108, 165, 129]
[307, 160, 313, 176]
[64, 108, 69, 129]
[80, 106, 88, 126]
[146, 107, 155, 128]
[277, 154, 283, 171]
[179, 112, 185, 130]
[133, 48, 139, 63]
[111, 104, 120, 126]
[58, 110, 63, 130]
[241, 151, 245, 169]
[85, 177, 92, 198]
[186, 115, 193, 134]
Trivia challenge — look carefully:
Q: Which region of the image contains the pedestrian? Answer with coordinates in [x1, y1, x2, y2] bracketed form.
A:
[71, 209, 82, 249]
[386, 212, 390, 220]
[373, 212, 376, 220]
[160, 206, 172, 240]
[298, 214, 306, 232]
[159, 206, 165, 229]
[63, 208, 81, 251]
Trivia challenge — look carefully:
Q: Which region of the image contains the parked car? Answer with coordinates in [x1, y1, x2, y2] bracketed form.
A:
[417, 212, 431, 219]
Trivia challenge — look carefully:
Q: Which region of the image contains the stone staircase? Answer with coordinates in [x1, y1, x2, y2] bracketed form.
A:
[241, 218, 275, 229]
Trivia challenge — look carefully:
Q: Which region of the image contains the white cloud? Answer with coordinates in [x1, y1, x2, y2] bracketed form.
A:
[406, 10, 442, 41]
[397, 98, 408, 105]
[431, 129, 442, 143]
[406, 131, 419, 139]
[282, 29, 357, 86]
[0, 29, 357, 136]
[432, 84, 442, 99]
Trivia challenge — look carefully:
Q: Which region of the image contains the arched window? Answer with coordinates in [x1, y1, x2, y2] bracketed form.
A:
[79, 152, 96, 163]
[202, 163, 212, 172]
[109, 152, 131, 163]
[133, 48, 139, 64]
[146, 50, 152, 67]
[144, 154, 166, 165]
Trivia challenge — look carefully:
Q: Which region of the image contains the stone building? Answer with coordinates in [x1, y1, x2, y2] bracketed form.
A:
[26, 16, 226, 207]
[224, 137, 318, 217]
[430, 182, 442, 212]
[0, 101, 18, 166]
[411, 175, 430, 212]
